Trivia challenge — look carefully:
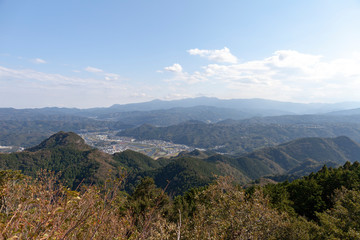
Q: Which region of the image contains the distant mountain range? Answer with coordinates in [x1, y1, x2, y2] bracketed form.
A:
[1, 132, 359, 195]
[3, 97, 360, 151]
[326, 107, 360, 116]
[107, 97, 360, 115]
[3, 97, 360, 122]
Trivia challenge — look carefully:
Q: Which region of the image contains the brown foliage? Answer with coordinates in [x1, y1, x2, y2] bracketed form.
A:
[178, 176, 290, 240]
[0, 170, 176, 240]
[1, 171, 330, 240]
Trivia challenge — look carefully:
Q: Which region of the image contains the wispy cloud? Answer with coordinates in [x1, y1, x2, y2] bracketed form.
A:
[32, 58, 47, 64]
[84, 66, 120, 81]
[0, 65, 127, 90]
[187, 47, 238, 63]
[0, 66, 99, 87]
[0, 65, 149, 108]
[85, 66, 103, 73]
[104, 73, 121, 81]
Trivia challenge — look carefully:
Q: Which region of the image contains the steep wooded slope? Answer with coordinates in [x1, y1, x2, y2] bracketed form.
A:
[2, 132, 360, 195]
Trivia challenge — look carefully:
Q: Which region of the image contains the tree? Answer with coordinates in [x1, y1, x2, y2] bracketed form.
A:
[316, 188, 360, 239]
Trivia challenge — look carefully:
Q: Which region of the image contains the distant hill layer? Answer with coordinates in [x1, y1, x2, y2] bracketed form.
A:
[1, 132, 360, 195]
[2, 96, 360, 123]
[3, 97, 360, 150]
[96, 106, 253, 125]
[120, 121, 360, 154]
[107, 97, 360, 115]
[5, 96, 355, 115]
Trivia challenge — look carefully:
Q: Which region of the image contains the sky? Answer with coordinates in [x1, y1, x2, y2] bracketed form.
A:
[1, 0, 360, 108]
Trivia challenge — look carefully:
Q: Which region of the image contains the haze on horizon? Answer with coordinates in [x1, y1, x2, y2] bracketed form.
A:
[1, 0, 360, 108]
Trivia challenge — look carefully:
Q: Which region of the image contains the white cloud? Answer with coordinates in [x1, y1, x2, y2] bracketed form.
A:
[187, 47, 238, 63]
[163, 93, 193, 100]
[162, 49, 360, 103]
[104, 73, 121, 81]
[266, 50, 322, 68]
[0, 66, 125, 89]
[85, 66, 104, 73]
[84, 66, 122, 81]
[0, 66, 96, 87]
[161, 66, 207, 85]
[164, 63, 183, 73]
[161, 63, 207, 84]
[164, 71, 207, 85]
[32, 58, 47, 64]
[130, 92, 148, 98]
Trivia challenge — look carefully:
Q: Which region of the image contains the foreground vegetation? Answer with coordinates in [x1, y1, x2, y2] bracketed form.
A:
[1, 161, 360, 239]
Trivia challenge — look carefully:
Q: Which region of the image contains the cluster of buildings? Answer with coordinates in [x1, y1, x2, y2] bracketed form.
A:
[80, 132, 193, 158]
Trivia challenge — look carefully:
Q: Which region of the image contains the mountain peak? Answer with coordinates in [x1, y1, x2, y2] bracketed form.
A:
[27, 131, 92, 152]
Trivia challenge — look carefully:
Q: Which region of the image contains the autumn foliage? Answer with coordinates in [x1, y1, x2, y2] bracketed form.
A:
[1, 162, 360, 239]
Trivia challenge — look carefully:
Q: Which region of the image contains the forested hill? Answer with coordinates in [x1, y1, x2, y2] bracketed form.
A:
[119, 121, 360, 154]
[1, 132, 360, 195]
[233, 136, 360, 179]
[26, 131, 92, 152]
[0, 132, 241, 194]
[0, 132, 110, 188]
[0, 132, 159, 189]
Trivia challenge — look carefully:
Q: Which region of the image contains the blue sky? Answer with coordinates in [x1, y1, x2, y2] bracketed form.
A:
[1, 0, 360, 108]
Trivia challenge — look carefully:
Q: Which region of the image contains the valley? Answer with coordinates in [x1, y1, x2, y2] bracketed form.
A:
[80, 131, 194, 158]
[3, 97, 360, 194]
[2, 98, 360, 238]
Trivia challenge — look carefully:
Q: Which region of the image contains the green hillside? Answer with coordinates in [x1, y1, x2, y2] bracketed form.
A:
[120, 121, 360, 154]
[0, 132, 101, 188]
[234, 136, 360, 179]
[113, 149, 170, 172]
[0, 132, 249, 194]
[2, 132, 360, 195]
